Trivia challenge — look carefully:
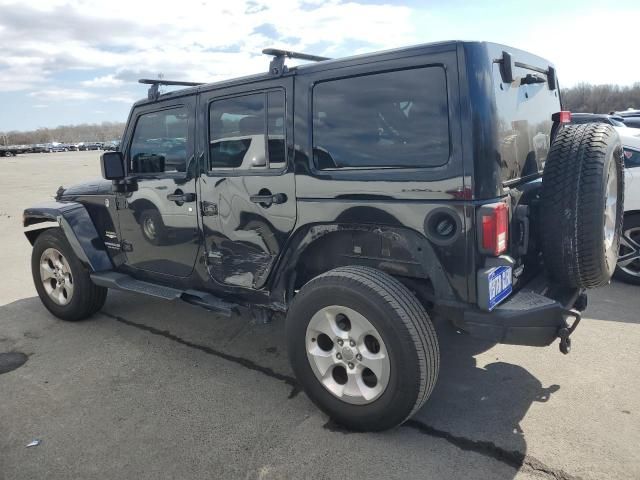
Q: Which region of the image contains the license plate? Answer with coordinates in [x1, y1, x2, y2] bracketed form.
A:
[487, 266, 512, 310]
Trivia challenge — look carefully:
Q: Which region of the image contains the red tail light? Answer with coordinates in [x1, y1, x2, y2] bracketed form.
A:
[552, 111, 572, 123]
[480, 203, 508, 256]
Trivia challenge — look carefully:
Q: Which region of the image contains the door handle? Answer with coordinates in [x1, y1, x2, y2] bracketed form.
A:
[167, 190, 196, 205]
[250, 192, 287, 207]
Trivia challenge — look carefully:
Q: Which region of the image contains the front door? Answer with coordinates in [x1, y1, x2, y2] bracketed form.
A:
[197, 78, 296, 289]
[117, 98, 200, 277]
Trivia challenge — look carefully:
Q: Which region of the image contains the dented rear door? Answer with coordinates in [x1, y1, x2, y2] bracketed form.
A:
[197, 77, 296, 289]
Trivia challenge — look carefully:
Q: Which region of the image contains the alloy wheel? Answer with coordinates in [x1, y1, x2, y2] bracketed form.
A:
[603, 159, 618, 253]
[618, 226, 640, 277]
[305, 305, 390, 405]
[39, 248, 74, 305]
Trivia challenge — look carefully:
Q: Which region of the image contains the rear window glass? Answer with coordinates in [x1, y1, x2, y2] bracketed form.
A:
[312, 66, 449, 169]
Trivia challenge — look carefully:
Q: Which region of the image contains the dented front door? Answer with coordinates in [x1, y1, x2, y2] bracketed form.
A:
[197, 78, 296, 289]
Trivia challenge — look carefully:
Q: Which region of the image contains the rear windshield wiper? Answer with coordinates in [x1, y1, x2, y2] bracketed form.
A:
[520, 73, 546, 85]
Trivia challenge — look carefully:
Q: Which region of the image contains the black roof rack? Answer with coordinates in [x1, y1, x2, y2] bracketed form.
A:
[262, 48, 331, 76]
[139, 78, 205, 101]
[138, 49, 330, 100]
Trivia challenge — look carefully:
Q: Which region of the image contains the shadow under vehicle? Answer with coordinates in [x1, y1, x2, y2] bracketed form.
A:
[23, 42, 624, 431]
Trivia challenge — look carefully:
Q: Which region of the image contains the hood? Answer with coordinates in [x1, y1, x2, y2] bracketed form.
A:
[615, 126, 640, 150]
[58, 177, 113, 198]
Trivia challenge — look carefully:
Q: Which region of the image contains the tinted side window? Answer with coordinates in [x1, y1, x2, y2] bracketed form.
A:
[312, 66, 449, 169]
[129, 107, 188, 174]
[209, 90, 286, 170]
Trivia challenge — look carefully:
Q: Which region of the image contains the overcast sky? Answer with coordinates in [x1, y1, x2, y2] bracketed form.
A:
[1, 0, 638, 132]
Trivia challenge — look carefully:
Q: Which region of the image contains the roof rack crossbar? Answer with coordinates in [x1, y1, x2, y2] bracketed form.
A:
[139, 78, 205, 101]
[262, 48, 331, 76]
[262, 48, 330, 62]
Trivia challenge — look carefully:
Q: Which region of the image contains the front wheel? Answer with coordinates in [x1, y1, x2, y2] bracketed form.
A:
[31, 228, 107, 321]
[286, 266, 439, 431]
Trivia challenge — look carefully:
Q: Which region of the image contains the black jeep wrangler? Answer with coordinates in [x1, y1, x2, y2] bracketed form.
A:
[24, 42, 624, 431]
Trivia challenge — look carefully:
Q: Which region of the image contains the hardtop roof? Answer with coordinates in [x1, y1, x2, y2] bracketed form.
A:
[131, 40, 551, 107]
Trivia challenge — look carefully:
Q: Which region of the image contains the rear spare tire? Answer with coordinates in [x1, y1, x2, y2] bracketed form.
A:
[541, 123, 624, 288]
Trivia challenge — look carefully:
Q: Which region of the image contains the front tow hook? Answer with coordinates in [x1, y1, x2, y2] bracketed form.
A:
[559, 309, 582, 355]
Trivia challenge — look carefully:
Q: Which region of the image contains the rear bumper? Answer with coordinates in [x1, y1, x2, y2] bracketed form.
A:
[455, 277, 584, 347]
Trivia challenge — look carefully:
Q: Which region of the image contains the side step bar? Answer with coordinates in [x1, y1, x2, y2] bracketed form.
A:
[90, 272, 238, 317]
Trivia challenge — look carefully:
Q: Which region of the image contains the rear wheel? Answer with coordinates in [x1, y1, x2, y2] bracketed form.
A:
[615, 213, 640, 285]
[286, 266, 439, 431]
[31, 229, 107, 321]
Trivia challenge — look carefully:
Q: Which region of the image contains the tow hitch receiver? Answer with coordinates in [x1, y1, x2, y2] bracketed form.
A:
[559, 309, 582, 355]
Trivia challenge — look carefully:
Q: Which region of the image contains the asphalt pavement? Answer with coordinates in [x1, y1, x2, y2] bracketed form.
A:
[1, 152, 638, 479]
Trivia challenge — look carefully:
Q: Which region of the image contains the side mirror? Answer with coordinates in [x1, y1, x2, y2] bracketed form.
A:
[251, 136, 267, 167]
[101, 151, 125, 180]
[251, 153, 267, 168]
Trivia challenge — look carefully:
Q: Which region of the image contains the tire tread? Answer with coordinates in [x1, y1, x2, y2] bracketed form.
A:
[541, 123, 624, 288]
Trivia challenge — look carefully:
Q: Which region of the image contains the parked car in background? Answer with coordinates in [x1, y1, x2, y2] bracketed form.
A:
[2, 144, 32, 155]
[0, 146, 20, 156]
[570, 113, 626, 127]
[78, 142, 102, 151]
[612, 110, 640, 129]
[47, 143, 67, 153]
[615, 126, 640, 284]
[30, 144, 49, 153]
[66, 143, 80, 151]
[102, 140, 120, 151]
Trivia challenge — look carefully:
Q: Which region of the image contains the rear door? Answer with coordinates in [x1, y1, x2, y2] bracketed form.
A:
[117, 97, 201, 277]
[197, 77, 296, 289]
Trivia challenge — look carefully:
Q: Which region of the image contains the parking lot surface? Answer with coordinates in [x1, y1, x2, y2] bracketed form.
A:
[1, 152, 639, 479]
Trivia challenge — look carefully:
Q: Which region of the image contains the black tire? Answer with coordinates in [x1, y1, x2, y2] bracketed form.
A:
[286, 266, 439, 431]
[31, 228, 107, 321]
[541, 123, 624, 288]
[139, 209, 166, 245]
[614, 213, 640, 285]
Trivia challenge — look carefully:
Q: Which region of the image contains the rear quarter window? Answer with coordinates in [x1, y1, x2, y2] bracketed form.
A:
[312, 66, 450, 169]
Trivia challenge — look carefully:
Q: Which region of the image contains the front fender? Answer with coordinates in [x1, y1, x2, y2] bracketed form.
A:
[23, 201, 113, 272]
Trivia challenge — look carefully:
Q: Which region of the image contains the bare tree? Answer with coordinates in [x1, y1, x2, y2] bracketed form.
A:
[0, 121, 126, 145]
[562, 83, 640, 113]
